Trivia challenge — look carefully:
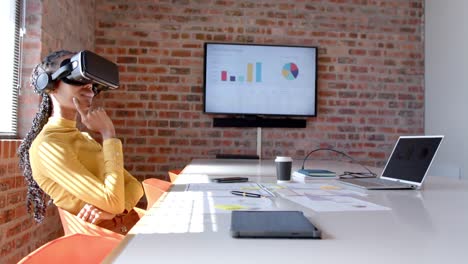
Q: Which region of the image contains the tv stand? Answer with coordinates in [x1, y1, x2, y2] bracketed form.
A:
[213, 117, 306, 128]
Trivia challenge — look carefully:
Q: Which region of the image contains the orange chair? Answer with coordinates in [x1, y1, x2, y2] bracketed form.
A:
[18, 233, 120, 264]
[143, 177, 172, 192]
[168, 169, 183, 183]
[142, 178, 172, 209]
[57, 207, 146, 239]
[57, 207, 124, 240]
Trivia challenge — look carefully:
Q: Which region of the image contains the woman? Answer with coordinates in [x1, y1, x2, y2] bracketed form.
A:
[18, 50, 144, 234]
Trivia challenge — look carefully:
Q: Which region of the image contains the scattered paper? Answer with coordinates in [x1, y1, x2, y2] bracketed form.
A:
[284, 194, 390, 212]
[185, 182, 273, 197]
[152, 192, 275, 215]
[260, 182, 388, 212]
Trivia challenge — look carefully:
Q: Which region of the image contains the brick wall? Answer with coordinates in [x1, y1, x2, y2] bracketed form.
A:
[1, 0, 96, 263]
[18, 0, 96, 138]
[94, 0, 425, 180]
[0, 140, 63, 264]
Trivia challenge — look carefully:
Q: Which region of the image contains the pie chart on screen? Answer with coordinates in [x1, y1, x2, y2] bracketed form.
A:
[282, 63, 299, 80]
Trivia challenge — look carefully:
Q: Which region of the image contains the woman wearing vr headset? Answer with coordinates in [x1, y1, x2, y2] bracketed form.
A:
[18, 50, 144, 234]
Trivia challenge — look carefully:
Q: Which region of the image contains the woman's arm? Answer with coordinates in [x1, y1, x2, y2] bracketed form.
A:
[76, 171, 143, 224]
[123, 169, 144, 212]
[34, 137, 126, 214]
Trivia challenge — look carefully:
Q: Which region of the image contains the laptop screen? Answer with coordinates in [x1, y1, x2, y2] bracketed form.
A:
[381, 136, 443, 183]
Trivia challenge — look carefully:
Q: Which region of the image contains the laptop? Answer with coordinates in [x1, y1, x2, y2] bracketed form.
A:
[339, 135, 444, 190]
[230, 210, 321, 239]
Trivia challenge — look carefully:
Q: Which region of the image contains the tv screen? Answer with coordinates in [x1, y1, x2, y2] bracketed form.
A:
[203, 43, 317, 117]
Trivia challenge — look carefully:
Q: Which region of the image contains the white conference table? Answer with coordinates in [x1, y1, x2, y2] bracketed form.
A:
[104, 159, 468, 264]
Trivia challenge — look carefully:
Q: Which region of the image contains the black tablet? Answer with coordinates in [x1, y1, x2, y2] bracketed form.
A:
[212, 177, 249, 183]
[230, 211, 321, 239]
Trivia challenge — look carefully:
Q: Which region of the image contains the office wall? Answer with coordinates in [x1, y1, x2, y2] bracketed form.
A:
[0, 140, 62, 264]
[0, 1, 96, 263]
[18, 0, 96, 137]
[94, 0, 425, 179]
[425, 0, 468, 179]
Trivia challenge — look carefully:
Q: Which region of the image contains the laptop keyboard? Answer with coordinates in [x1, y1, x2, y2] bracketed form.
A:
[343, 178, 408, 187]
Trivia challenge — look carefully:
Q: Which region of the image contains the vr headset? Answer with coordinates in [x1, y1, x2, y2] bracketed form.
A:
[36, 50, 119, 94]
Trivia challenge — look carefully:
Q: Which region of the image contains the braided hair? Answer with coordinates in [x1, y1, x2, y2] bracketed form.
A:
[18, 50, 75, 223]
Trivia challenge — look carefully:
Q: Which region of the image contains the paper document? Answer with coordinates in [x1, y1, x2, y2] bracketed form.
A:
[154, 192, 275, 214]
[261, 182, 387, 212]
[262, 182, 343, 190]
[285, 195, 390, 212]
[276, 188, 367, 198]
[185, 182, 274, 197]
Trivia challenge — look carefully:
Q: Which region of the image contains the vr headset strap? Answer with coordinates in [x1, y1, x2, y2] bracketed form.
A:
[51, 62, 74, 82]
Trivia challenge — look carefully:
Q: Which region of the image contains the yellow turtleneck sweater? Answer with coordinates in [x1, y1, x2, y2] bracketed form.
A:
[29, 116, 143, 215]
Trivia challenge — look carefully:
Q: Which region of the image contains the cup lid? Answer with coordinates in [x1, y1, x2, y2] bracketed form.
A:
[275, 156, 292, 162]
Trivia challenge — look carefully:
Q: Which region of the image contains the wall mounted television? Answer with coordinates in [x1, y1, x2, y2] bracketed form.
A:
[203, 42, 318, 126]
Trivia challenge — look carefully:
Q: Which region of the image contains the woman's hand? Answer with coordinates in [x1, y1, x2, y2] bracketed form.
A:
[73, 97, 116, 140]
[77, 204, 116, 224]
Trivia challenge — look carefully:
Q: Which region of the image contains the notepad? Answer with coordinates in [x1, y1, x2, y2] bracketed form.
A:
[293, 170, 337, 182]
[230, 211, 321, 239]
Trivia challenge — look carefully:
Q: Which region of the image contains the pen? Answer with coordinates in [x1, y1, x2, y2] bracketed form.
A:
[230, 190, 263, 198]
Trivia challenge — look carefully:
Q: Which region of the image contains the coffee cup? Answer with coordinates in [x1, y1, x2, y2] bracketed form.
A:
[275, 156, 293, 183]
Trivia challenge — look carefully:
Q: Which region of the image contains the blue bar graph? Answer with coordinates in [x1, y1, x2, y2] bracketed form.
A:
[255, 62, 262, 82]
